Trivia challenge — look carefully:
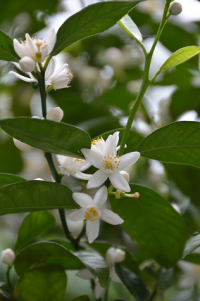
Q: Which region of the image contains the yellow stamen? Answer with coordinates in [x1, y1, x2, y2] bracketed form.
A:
[91, 137, 104, 146]
[85, 207, 99, 222]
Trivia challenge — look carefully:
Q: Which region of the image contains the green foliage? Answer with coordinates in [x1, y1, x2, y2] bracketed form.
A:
[137, 121, 200, 168]
[0, 173, 26, 188]
[0, 138, 23, 173]
[70, 296, 90, 301]
[0, 30, 19, 62]
[158, 46, 200, 74]
[52, 1, 144, 56]
[16, 266, 67, 301]
[110, 184, 188, 267]
[118, 15, 143, 43]
[0, 118, 91, 157]
[15, 211, 56, 251]
[183, 234, 200, 258]
[115, 264, 150, 301]
[0, 181, 78, 216]
[183, 253, 200, 265]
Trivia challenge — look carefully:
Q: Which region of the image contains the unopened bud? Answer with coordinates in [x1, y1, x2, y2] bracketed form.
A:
[120, 171, 130, 183]
[169, 2, 182, 15]
[114, 249, 125, 263]
[106, 247, 125, 266]
[19, 56, 35, 72]
[66, 218, 84, 238]
[13, 138, 33, 151]
[46, 107, 64, 122]
[1, 249, 15, 265]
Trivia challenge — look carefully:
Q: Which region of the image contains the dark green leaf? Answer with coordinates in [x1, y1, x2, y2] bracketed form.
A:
[158, 46, 200, 73]
[0, 173, 26, 188]
[183, 253, 200, 265]
[0, 138, 23, 174]
[110, 184, 188, 267]
[0, 181, 78, 216]
[17, 266, 67, 301]
[115, 264, 150, 301]
[52, 1, 143, 56]
[158, 268, 174, 290]
[0, 30, 19, 62]
[15, 211, 56, 251]
[137, 121, 200, 168]
[183, 234, 200, 258]
[70, 296, 90, 301]
[0, 117, 91, 158]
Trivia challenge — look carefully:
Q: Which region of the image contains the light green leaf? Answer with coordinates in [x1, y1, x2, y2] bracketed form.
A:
[158, 46, 200, 73]
[17, 266, 67, 301]
[115, 264, 150, 301]
[110, 184, 188, 267]
[0, 30, 19, 62]
[137, 121, 200, 168]
[51, 1, 143, 56]
[0, 173, 26, 188]
[15, 211, 56, 252]
[0, 117, 91, 158]
[0, 181, 78, 216]
[183, 234, 200, 258]
[118, 14, 143, 42]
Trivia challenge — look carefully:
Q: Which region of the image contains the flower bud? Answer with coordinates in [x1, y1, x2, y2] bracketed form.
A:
[19, 56, 35, 72]
[13, 138, 34, 151]
[1, 249, 15, 265]
[46, 107, 64, 122]
[119, 171, 130, 183]
[114, 249, 126, 263]
[169, 2, 182, 15]
[66, 218, 84, 238]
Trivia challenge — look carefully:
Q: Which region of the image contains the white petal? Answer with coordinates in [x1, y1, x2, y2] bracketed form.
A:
[94, 186, 108, 208]
[101, 208, 124, 225]
[103, 135, 116, 157]
[19, 56, 35, 72]
[94, 282, 105, 299]
[73, 171, 92, 180]
[66, 218, 84, 238]
[118, 151, 140, 170]
[56, 154, 66, 166]
[113, 131, 120, 146]
[76, 269, 94, 280]
[44, 28, 57, 54]
[81, 147, 103, 169]
[52, 78, 69, 90]
[73, 192, 93, 207]
[13, 39, 27, 58]
[25, 33, 37, 57]
[59, 166, 70, 176]
[87, 170, 108, 189]
[110, 267, 122, 283]
[9, 71, 36, 82]
[106, 247, 116, 266]
[86, 219, 100, 243]
[13, 138, 33, 151]
[67, 208, 86, 221]
[47, 107, 63, 122]
[79, 161, 91, 171]
[45, 57, 56, 79]
[109, 172, 130, 192]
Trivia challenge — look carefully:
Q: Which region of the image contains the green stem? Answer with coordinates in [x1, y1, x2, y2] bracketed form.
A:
[38, 70, 47, 118]
[6, 265, 12, 296]
[118, 1, 170, 156]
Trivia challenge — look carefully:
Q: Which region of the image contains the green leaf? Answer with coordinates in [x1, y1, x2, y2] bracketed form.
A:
[110, 184, 188, 267]
[51, 1, 143, 56]
[183, 234, 200, 258]
[0, 117, 91, 158]
[15, 211, 56, 252]
[14, 242, 109, 287]
[158, 46, 200, 73]
[70, 296, 90, 301]
[118, 15, 143, 42]
[115, 264, 150, 301]
[183, 253, 200, 265]
[0, 181, 78, 216]
[17, 266, 67, 301]
[137, 121, 200, 168]
[0, 30, 19, 62]
[0, 173, 26, 188]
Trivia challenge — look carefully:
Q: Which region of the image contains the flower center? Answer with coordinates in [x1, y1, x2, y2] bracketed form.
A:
[85, 207, 99, 222]
[103, 154, 120, 171]
[73, 158, 85, 164]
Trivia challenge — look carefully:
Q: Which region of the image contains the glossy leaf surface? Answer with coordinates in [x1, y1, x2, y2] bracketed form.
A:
[137, 121, 200, 168]
[0, 181, 77, 216]
[115, 264, 150, 301]
[183, 234, 200, 258]
[158, 46, 200, 73]
[118, 14, 143, 42]
[52, 1, 143, 55]
[17, 266, 67, 301]
[0, 117, 91, 157]
[0, 30, 19, 62]
[15, 211, 56, 251]
[0, 173, 26, 188]
[110, 184, 188, 267]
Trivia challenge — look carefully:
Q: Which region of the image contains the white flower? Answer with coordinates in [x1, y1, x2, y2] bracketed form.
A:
[1, 249, 15, 265]
[13, 29, 56, 69]
[106, 247, 125, 283]
[46, 107, 64, 122]
[56, 155, 91, 180]
[9, 56, 72, 90]
[19, 56, 36, 72]
[81, 133, 140, 192]
[67, 186, 123, 243]
[13, 138, 34, 151]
